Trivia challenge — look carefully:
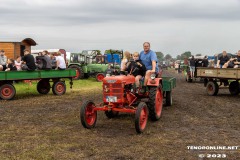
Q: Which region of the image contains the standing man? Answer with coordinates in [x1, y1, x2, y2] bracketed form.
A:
[139, 42, 159, 92]
[0, 50, 7, 71]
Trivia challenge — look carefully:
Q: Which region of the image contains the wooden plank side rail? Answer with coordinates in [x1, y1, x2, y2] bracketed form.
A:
[196, 67, 240, 79]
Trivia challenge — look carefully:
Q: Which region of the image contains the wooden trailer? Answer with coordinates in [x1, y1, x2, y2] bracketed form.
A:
[0, 38, 37, 59]
[196, 67, 240, 96]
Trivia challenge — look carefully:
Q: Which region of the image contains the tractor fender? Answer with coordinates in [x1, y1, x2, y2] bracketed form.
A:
[147, 78, 162, 86]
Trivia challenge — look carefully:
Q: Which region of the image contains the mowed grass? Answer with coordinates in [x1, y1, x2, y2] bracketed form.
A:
[13, 78, 102, 99]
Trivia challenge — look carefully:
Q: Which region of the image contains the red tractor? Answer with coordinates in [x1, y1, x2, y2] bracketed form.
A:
[80, 73, 163, 133]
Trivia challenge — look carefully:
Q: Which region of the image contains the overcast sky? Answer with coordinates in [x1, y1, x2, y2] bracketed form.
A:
[1, 0, 240, 57]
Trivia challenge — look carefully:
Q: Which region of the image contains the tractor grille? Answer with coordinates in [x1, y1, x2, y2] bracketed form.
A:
[103, 83, 123, 102]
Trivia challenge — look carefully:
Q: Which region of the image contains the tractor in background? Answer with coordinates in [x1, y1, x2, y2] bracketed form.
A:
[68, 50, 123, 81]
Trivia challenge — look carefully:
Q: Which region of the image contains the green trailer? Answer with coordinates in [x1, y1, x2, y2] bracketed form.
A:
[162, 76, 177, 106]
[0, 69, 76, 100]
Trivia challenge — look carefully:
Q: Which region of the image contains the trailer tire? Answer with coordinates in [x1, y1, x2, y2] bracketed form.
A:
[0, 83, 16, 100]
[229, 81, 239, 95]
[135, 102, 148, 134]
[206, 81, 219, 96]
[52, 81, 66, 95]
[80, 100, 97, 129]
[37, 79, 50, 94]
[105, 110, 119, 119]
[165, 91, 172, 106]
[69, 65, 84, 80]
[148, 85, 163, 121]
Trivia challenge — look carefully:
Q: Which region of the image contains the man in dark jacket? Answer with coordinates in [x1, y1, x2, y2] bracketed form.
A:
[22, 49, 36, 71]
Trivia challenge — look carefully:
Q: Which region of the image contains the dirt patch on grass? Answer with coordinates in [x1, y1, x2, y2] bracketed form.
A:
[0, 70, 239, 159]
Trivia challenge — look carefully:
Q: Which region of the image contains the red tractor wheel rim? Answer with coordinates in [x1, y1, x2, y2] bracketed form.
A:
[155, 89, 163, 116]
[75, 69, 80, 79]
[1, 86, 13, 98]
[85, 103, 96, 125]
[56, 83, 64, 93]
[97, 74, 104, 81]
[139, 106, 148, 130]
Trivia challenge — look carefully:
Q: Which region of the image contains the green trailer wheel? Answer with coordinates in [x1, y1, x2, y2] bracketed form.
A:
[52, 81, 66, 95]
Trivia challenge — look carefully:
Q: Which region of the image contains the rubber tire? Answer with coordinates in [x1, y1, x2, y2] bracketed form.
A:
[52, 81, 66, 95]
[37, 79, 50, 94]
[206, 81, 219, 96]
[0, 83, 16, 100]
[135, 102, 148, 134]
[229, 81, 239, 95]
[148, 85, 163, 121]
[69, 65, 84, 80]
[96, 73, 105, 82]
[165, 91, 172, 106]
[105, 110, 119, 119]
[80, 100, 97, 129]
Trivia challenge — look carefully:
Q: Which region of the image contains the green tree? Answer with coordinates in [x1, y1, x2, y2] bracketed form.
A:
[164, 54, 172, 60]
[176, 55, 181, 60]
[156, 52, 164, 61]
[181, 51, 191, 60]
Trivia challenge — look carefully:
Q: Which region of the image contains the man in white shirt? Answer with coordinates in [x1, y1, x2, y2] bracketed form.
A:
[56, 51, 66, 70]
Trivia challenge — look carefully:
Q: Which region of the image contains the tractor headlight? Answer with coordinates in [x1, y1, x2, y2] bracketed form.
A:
[150, 73, 156, 80]
[106, 73, 110, 77]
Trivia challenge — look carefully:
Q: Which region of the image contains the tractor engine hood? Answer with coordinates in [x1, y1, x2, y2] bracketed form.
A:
[103, 75, 135, 85]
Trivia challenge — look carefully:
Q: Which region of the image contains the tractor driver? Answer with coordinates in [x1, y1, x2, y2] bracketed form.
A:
[139, 42, 159, 93]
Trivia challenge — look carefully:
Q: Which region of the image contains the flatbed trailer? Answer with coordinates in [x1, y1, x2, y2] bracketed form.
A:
[0, 69, 76, 100]
[162, 76, 177, 106]
[196, 67, 240, 96]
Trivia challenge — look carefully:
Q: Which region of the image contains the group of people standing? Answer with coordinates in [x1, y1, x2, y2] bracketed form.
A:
[120, 42, 159, 93]
[0, 49, 66, 72]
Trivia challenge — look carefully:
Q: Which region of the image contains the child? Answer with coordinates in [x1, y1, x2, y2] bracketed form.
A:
[5, 59, 17, 71]
[126, 52, 146, 92]
[15, 56, 22, 70]
[120, 51, 131, 71]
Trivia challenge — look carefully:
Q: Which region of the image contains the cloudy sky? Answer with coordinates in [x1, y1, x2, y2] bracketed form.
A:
[1, 0, 240, 57]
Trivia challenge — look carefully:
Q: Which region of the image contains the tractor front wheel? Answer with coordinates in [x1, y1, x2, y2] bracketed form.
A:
[206, 81, 219, 96]
[135, 102, 148, 134]
[80, 100, 97, 129]
[96, 73, 105, 82]
[148, 85, 163, 121]
[52, 81, 66, 95]
[0, 83, 16, 100]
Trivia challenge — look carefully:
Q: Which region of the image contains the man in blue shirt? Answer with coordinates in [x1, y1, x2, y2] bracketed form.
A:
[139, 42, 159, 89]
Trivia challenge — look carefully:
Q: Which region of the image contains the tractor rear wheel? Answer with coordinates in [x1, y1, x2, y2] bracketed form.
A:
[165, 91, 172, 106]
[69, 65, 84, 80]
[105, 110, 119, 118]
[229, 81, 239, 95]
[80, 100, 97, 129]
[148, 85, 163, 121]
[206, 81, 219, 96]
[135, 102, 148, 134]
[0, 83, 16, 100]
[96, 73, 105, 82]
[37, 79, 50, 94]
[52, 81, 66, 95]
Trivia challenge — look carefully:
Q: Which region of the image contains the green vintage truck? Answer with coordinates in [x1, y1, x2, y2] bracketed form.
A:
[0, 69, 76, 100]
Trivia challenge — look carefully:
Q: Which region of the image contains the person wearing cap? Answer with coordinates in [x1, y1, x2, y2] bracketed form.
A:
[22, 49, 36, 71]
[0, 50, 7, 71]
